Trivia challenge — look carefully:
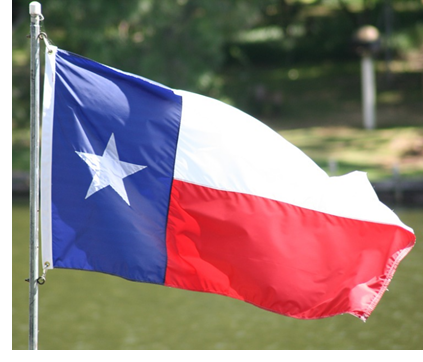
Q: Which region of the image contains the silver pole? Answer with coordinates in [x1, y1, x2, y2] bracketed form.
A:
[29, 1, 43, 350]
[361, 54, 376, 130]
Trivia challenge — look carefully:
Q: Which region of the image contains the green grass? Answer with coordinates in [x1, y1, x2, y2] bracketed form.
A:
[12, 201, 423, 350]
[279, 126, 423, 181]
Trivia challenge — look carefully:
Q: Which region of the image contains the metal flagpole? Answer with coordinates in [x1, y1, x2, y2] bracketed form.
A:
[28, 1, 43, 350]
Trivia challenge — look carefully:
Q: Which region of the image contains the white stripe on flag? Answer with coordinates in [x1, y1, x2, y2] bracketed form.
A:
[173, 90, 412, 232]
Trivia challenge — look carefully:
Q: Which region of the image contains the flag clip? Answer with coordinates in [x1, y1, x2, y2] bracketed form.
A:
[39, 32, 53, 54]
[36, 262, 50, 285]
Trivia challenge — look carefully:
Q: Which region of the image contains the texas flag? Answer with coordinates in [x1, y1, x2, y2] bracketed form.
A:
[41, 47, 415, 321]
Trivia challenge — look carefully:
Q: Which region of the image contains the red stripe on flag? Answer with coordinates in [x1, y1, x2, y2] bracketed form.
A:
[165, 179, 415, 319]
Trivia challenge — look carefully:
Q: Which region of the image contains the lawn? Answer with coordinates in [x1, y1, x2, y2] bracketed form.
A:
[280, 126, 423, 181]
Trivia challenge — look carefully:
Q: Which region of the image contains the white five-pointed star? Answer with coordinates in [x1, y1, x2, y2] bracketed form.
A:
[76, 133, 147, 205]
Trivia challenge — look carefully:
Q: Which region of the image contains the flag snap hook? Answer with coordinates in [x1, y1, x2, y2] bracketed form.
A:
[36, 262, 50, 285]
[39, 32, 53, 53]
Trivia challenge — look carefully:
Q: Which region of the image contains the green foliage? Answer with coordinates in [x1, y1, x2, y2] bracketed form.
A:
[13, 0, 422, 104]
[15, 0, 257, 91]
[12, 0, 259, 130]
[12, 0, 423, 170]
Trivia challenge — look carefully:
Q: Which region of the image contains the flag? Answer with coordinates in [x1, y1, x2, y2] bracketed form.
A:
[41, 46, 415, 321]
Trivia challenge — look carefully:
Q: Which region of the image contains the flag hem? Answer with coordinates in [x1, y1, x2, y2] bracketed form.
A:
[40, 45, 57, 269]
[358, 241, 415, 321]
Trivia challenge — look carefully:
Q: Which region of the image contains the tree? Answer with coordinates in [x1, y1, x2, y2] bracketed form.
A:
[12, 0, 261, 130]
